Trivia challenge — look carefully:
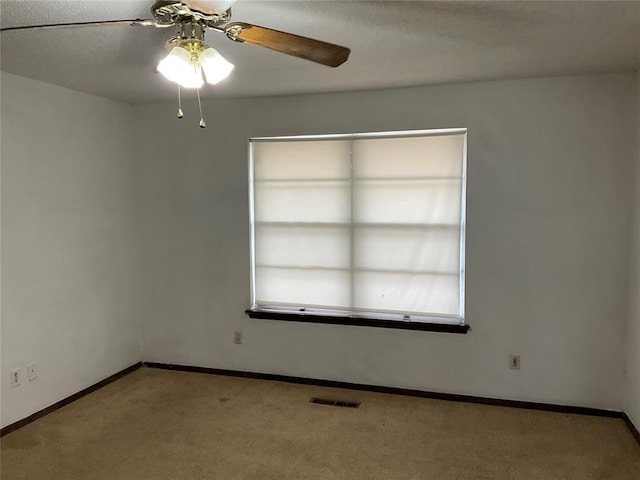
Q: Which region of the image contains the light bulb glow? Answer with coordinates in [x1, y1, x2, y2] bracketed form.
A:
[157, 46, 204, 89]
[200, 47, 234, 85]
[157, 43, 234, 89]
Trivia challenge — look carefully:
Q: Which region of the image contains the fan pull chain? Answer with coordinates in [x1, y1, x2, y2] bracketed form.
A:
[177, 85, 184, 119]
[196, 87, 206, 128]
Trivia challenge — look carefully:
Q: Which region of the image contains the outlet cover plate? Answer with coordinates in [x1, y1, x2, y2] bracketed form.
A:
[10, 367, 22, 387]
[509, 355, 521, 370]
[27, 363, 38, 381]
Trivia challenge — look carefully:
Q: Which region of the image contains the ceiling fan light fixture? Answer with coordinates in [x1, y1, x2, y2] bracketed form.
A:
[157, 45, 204, 89]
[2, 0, 351, 127]
[200, 46, 234, 84]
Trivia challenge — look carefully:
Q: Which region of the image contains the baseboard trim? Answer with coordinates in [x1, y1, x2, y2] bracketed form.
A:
[0, 362, 142, 437]
[622, 413, 640, 447]
[143, 362, 622, 419]
[3, 361, 637, 447]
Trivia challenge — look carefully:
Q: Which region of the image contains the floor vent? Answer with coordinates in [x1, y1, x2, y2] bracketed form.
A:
[310, 397, 360, 408]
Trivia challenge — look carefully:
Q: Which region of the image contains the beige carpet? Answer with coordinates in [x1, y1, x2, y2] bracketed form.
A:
[1, 368, 639, 480]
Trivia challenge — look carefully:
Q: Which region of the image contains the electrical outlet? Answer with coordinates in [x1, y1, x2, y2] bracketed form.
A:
[234, 331, 242, 345]
[27, 363, 38, 382]
[10, 367, 22, 388]
[509, 355, 521, 370]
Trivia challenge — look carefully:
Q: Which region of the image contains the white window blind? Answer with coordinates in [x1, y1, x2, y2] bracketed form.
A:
[250, 129, 466, 325]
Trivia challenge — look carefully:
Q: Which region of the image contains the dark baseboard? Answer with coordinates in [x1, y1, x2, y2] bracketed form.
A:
[3, 360, 638, 448]
[0, 362, 142, 437]
[143, 362, 622, 419]
[622, 413, 640, 447]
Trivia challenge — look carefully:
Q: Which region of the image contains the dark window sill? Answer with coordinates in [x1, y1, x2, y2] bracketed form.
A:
[245, 309, 470, 334]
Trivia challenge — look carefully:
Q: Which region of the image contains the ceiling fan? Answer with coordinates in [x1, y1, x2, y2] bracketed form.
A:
[0, 0, 351, 127]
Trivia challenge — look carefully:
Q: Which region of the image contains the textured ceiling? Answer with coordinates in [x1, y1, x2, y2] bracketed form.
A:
[1, 0, 639, 104]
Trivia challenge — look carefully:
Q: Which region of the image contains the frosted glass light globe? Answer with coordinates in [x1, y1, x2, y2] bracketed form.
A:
[157, 46, 204, 89]
[200, 47, 235, 84]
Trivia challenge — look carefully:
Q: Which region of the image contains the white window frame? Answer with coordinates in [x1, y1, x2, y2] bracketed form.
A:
[248, 128, 467, 328]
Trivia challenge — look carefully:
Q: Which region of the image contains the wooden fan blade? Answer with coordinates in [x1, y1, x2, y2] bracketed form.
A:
[224, 22, 350, 68]
[0, 19, 155, 33]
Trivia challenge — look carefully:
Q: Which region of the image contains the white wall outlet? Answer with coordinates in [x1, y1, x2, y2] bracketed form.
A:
[509, 354, 521, 370]
[234, 331, 242, 345]
[27, 363, 38, 381]
[10, 367, 22, 388]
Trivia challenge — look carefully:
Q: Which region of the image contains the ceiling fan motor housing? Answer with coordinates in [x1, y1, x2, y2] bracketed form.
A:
[151, 1, 232, 28]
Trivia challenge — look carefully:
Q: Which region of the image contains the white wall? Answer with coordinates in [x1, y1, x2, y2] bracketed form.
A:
[627, 73, 640, 427]
[1, 73, 142, 427]
[1, 71, 636, 427]
[137, 73, 637, 411]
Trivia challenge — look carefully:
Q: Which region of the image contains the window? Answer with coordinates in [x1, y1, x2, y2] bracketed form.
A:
[248, 129, 467, 333]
